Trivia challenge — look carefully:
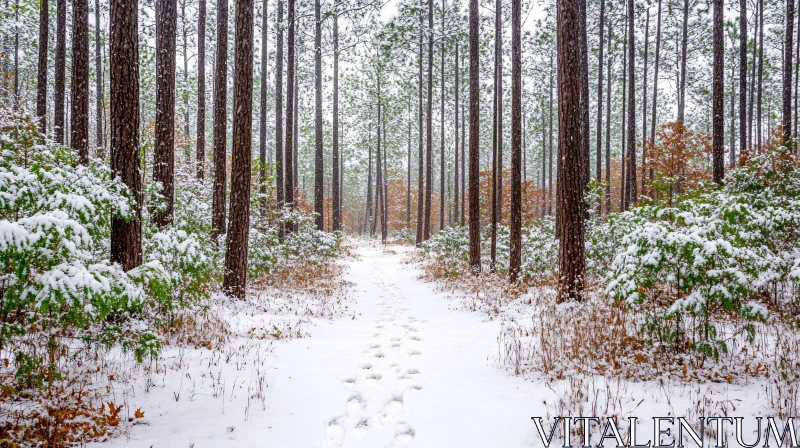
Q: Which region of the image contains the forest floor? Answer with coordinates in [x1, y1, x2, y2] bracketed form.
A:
[91, 241, 550, 448]
[91, 240, 772, 448]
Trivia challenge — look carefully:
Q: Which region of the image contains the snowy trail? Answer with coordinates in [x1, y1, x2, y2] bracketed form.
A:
[262, 243, 547, 447]
[100, 243, 547, 447]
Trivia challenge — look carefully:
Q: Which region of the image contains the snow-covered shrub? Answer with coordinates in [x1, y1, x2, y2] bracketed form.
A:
[0, 111, 162, 385]
[139, 227, 214, 321]
[389, 227, 416, 244]
[585, 210, 648, 274]
[284, 223, 342, 263]
[248, 225, 283, 279]
[519, 219, 558, 280]
[607, 146, 800, 358]
[420, 225, 470, 276]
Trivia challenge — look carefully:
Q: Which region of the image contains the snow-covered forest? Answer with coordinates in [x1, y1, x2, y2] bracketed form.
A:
[2, 0, 800, 444]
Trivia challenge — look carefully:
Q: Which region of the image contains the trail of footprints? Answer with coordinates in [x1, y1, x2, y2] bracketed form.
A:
[325, 275, 425, 447]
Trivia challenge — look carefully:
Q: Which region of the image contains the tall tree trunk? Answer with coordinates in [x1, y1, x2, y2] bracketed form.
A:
[407, 108, 412, 227]
[626, 0, 637, 204]
[314, 0, 324, 230]
[293, 73, 298, 193]
[650, 0, 661, 177]
[95, 0, 105, 158]
[223, 0, 255, 298]
[641, 6, 649, 192]
[373, 101, 382, 237]
[678, 0, 689, 122]
[541, 103, 547, 217]
[212, 0, 228, 237]
[739, 0, 747, 160]
[12, 0, 19, 107]
[547, 53, 553, 216]
[196, 0, 206, 178]
[415, 29, 425, 245]
[605, 25, 612, 213]
[382, 106, 388, 242]
[556, 0, 585, 302]
[181, 1, 190, 160]
[509, 0, 522, 282]
[285, 0, 296, 227]
[595, 0, 605, 182]
[54, 0, 66, 143]
[496, 0, 503, 224]
[795, 1, 800, 150]
[784, 0, 794, 147]
[72, 0, 90, 165]
[36, 0, 49, 134]
[366, 122, 374, 234]
[454, 43, 460, 223]
[578, 0, 589, 189]
[439, 0, 445, 232]
[211, 0, 228, 237]
[110, 0, 142, 270]
[620, 29, 627, 211]
[258, 0, 268, 212]
[276, 0, 284, 209]
[424, 0, 433, 242]
[460, 60, 465, 226]
[749, 1, 757, 151]
[490, 0, 501, 268]
[154, 0, 177, 227]
[712, 0, 725, 183]
[468, 0, 481, 273]
[757, 0, 763, 152]
[333, 4, 341, 231]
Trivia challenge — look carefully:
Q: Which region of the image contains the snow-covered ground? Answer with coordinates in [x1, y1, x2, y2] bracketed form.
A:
[95, 243, 548, 448]
[94, 242, 774, 448]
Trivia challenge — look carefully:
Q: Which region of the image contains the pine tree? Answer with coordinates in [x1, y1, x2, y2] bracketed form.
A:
[424, 0, 433, 241]
[332, 1, 341, 231]
[54, 0, 66, 143]
[36, 0, 48, 134]
[223, 0, 255, 298]
[212, 0, 229, 238]
[71, 0, 90, 165]
[509, 0, 521, 282]
[110, 0, 142, 271]
[95, 0, 105, 158]
[556, 0, 585, 302]
[712, 0, 724, 183]
[153, 0, 177, 226]
[783, 0, 794, 147]
[258, 0, 268, 212]
[415, 26, 425, 245]
[314, 0, 324, 230]
[738, 0, 746, 161]
[276, 0, 285, 212]
[284, 0, 296, 230]
[196, 0, 206, 178]
[468, 0, 480, 273]
[625, 0, 637, 205]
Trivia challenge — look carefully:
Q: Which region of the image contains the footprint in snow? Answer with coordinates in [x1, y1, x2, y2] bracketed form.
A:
[367, 373, 382, 380]
[325, 417, 345, 446]
[391, 422, 416, 447]
[346, 394, 363, 412]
